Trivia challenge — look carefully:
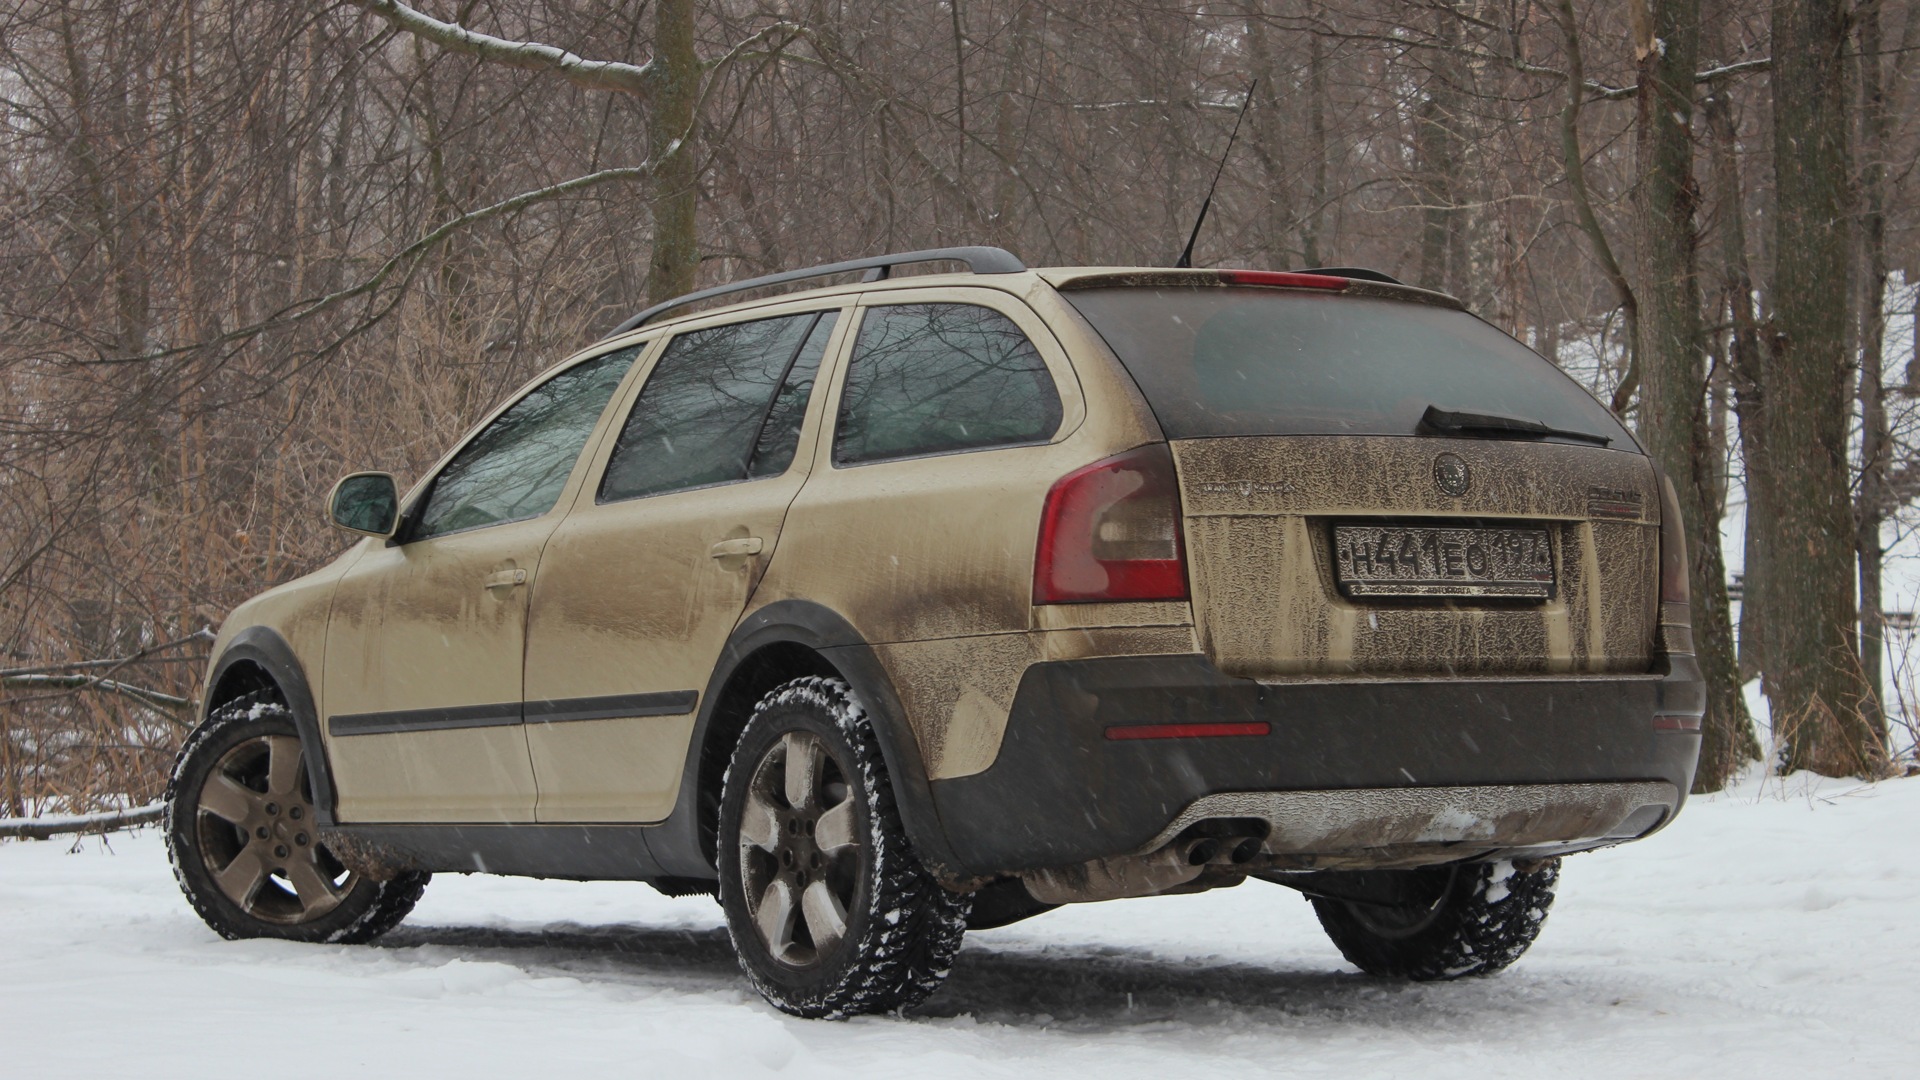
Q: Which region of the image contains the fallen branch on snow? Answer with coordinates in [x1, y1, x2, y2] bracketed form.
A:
[0, 803, 166, 841]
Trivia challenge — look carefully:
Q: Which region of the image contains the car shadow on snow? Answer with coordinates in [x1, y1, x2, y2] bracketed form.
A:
[377, 921, 1550, 1030]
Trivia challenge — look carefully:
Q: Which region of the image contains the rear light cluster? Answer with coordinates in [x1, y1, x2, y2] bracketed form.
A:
[1033, 444, 1190, 604]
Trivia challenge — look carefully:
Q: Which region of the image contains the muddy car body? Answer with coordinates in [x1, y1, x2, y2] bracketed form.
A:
[169, 247, 1703, 1016]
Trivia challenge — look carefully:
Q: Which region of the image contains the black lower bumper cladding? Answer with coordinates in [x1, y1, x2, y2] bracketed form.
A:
[930, 653, 1705, 876]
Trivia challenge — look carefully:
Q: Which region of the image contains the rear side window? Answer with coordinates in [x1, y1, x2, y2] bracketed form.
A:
[834, 303, 1063, 465]
[1060, 287, 1631, 445]
[599, 311, 836, 502]
[411, 346, 638, 541]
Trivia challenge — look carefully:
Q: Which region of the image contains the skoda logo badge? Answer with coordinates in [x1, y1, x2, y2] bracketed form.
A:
[1433, 452, 1471, 497]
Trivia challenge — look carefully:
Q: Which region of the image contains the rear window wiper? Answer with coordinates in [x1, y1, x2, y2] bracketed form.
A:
[1418, 405, 1612, 446]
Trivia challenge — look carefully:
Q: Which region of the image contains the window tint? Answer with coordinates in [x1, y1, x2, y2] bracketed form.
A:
[833, 304, 1062, 465]
[599, 311, 836, 503]
[1059, 287, 1632, 445]
[412, 347, 638, 540]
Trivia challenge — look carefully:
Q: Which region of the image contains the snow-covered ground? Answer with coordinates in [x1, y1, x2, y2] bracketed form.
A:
[2, 771, 1913, 1079]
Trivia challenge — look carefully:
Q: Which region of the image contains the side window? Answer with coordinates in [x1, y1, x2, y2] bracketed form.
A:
[599, 311, 836, 503]
[833, 303, 1063, 466]
[411, 347, 638, 541]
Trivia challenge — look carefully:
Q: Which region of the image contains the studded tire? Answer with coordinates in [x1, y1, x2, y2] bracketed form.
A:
[165, 690, 430, 944]
[1311, 859, 1559, 981]
[717, 677, 971, 1018]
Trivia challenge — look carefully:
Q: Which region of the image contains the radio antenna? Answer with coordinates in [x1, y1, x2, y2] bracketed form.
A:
[1174, 78, 1258, 269]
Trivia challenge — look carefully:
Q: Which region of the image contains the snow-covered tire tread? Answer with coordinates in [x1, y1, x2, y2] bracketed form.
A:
[1311, 858, 1559, 981]
[718, 676, 970, 1019]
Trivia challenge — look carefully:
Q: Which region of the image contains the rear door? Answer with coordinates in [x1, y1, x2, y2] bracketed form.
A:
[1057, 282, 1658, 680]
[521, 305, 845, 822]
[322, 346, 641, 822]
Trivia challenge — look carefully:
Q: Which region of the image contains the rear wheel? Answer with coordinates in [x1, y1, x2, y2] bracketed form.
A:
[165, 691, 429, 944]
[1310, 859, 1559, 980]
[717, 677, 970, 1018]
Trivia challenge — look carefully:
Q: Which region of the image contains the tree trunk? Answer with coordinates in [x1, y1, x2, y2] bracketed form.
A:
[1763, 0, 1882, 776]
[1855, 0, 1892, 751]
[1415, 8, 1462, 292]
[644, 0, 700, 305]
[1632, 0, 1753, 792]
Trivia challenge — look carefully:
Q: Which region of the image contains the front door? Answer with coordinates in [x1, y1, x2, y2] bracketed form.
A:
[322, 346, 640, 823]
[523, 307, 843, 822]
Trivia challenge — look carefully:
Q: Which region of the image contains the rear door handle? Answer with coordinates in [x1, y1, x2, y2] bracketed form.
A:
[483, 568, 527, 589]
[709, 537, 764, 558]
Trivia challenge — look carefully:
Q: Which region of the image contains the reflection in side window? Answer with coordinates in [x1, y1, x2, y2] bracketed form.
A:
[412, 347, 638, 541]
[599, 311, 836, 503]
[833, 304, 1062, 466]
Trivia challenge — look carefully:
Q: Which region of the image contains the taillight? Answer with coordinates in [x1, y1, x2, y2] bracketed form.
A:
[1656, 472, 1690, 609]
[1034, 444, 1189, 604]
[1216, 269, 1349, 291]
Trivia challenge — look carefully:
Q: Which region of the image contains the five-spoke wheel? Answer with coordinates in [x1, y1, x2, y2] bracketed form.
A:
[166, 691, 430, 944]
[736, 730, 862, 966]
[718, 677, 970, 1018]
[193, 733, 351, 923]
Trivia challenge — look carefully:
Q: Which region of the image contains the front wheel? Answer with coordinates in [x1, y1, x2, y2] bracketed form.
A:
[717, 677, 970, 1018]
[165, 691, 429, 944]
[1310, 859, 1559, 980]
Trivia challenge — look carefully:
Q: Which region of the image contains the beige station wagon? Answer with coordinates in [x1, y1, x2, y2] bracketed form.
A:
[165, 247, 1704, 1017]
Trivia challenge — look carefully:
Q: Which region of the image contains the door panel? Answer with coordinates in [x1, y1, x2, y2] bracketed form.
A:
[323, 519, 550, 822]
[322, 346, 643, 823]
[524, 307, 843, 822]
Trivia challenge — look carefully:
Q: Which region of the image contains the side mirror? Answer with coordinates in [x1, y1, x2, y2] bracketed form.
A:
[327, 472, 400, 538]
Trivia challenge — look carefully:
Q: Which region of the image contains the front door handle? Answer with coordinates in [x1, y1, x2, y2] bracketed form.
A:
[709, 537, 764, 558]
[483, 568, 527, 590]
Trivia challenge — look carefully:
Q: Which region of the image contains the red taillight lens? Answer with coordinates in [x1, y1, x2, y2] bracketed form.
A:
[1656, 472, 1691, 608]
[1034, 444, 1189, 604]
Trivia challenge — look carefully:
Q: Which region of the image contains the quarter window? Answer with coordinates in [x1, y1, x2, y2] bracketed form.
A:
[412, 347, 639, 541]
[833, 303, 1062, 466]
[599, 311, 837, 503]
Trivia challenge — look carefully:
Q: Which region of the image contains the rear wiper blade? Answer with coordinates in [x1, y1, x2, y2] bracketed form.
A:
[1418, 405, 1611, 447]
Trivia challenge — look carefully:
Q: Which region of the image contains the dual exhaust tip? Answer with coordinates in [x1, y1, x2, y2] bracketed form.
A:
[1182, 833, 1265, 867]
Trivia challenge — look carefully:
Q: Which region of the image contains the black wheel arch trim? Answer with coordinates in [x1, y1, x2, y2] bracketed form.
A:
[203, 625, 338, 827]
[644, 599, 965, 882]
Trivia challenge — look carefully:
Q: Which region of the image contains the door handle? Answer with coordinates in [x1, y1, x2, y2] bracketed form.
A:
[709, 537, 764, 559]
[483, 568, 527, 589]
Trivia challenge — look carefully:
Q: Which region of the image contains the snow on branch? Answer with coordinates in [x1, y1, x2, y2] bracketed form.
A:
[345, 0, 654, 96]
[2, 673, 193, 716]
[0, 803, 165, 841]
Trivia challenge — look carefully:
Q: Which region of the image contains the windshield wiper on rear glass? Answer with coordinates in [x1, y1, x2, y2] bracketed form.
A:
[1417, 405, 1612, 446]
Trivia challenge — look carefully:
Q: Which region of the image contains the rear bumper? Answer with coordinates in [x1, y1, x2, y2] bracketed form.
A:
[929, 652, 1704, 876]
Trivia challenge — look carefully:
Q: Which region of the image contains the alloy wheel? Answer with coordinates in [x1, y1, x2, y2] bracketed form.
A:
[736, 730, 861, 967]
[193, 734, 351, 924]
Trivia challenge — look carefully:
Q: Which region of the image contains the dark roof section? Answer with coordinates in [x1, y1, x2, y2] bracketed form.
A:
[607, 246, 1027, 336]
[1295, 266, 1406, 285]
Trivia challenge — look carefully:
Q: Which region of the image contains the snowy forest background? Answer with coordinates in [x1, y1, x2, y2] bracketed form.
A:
[5, 0, 1920, 822]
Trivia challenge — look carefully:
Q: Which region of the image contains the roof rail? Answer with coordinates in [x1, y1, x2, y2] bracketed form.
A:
[607, 246, 1027, 336]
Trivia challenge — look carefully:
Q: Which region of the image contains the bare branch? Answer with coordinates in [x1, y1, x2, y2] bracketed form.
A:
[342, 0, 653, 95]
[0, 803, 165, 840]
[79, 165, 653, 366]
[3, 674, 194, 716]
[0, 628, 214, 679]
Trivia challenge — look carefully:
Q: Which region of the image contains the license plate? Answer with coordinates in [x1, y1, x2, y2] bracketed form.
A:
[1332, 524, 1554, 599]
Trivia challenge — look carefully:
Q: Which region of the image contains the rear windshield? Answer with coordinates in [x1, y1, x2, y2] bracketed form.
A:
[1061, 287, 1631, 445]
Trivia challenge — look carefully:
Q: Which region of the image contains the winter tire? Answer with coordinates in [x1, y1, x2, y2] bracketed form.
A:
[165, 690, 430, 944]
[1311, 859, 1559, 980]
[717, 677, 970, 1018]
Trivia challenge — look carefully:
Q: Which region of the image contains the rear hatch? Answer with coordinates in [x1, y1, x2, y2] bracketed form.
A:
[1058, 274, 1658, 679]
